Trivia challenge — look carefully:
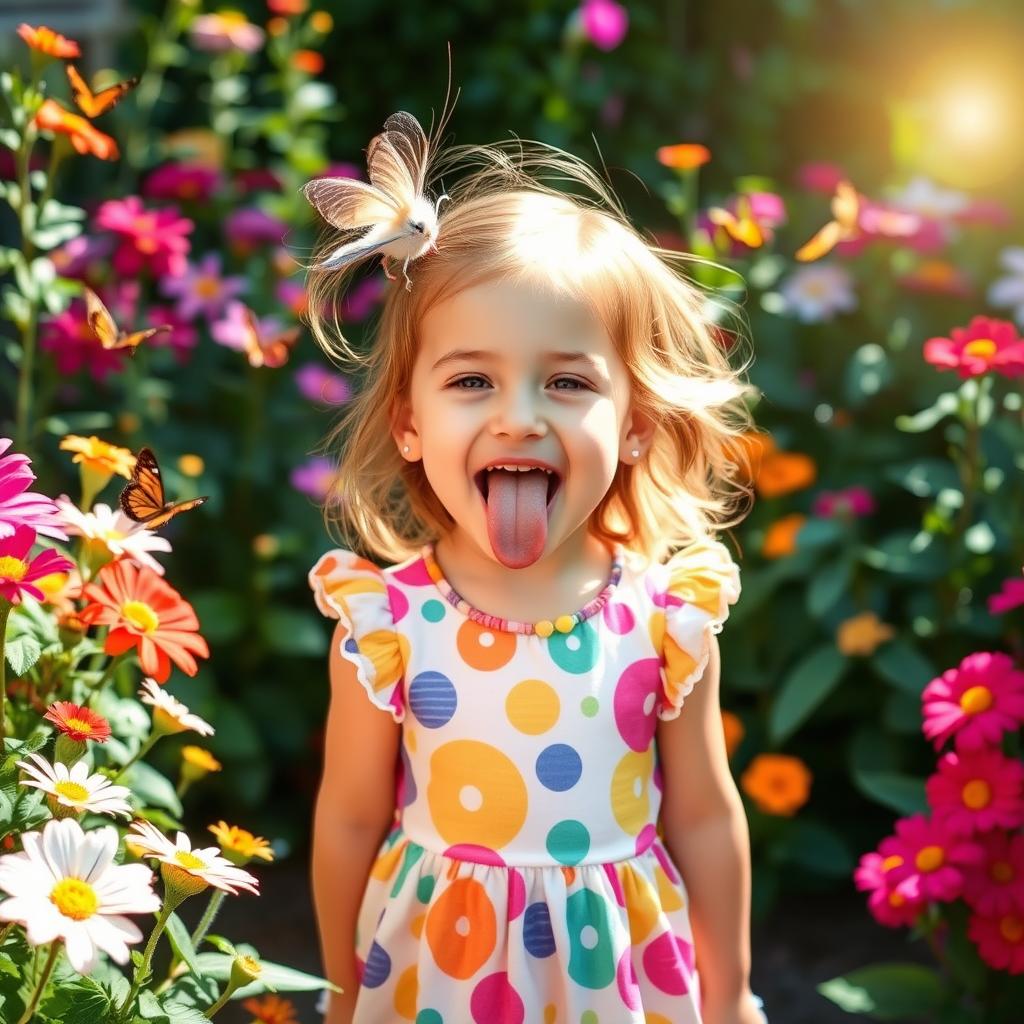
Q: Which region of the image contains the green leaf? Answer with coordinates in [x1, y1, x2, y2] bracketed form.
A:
[165, 912, 203, 976]
[123, 761, 182, 816]
[137, 989, 166, 1019]
[861, 531, 952, 581]
[159, 1001, 210, 1024]
[853, 770, 929, 816]
[189, 591, 245, 645]
[769, 645, 847, 744]
[871, 641, 936, 696]
[895, 392, 959, 433]
[781, 819, 854, 877]
[818, 963, 946, 1019]
[5, 634, 41, 676]
[806, 556, 852, 618]
[192, 947, 339, 993]
[794, 517, 843, 552]
[55, 980, 111, 1024]
[262, 607, 327, 656]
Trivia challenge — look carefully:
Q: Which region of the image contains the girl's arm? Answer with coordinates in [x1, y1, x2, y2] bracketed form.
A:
[656, 632, 761, 1023]
[312, 619, 402, 1023]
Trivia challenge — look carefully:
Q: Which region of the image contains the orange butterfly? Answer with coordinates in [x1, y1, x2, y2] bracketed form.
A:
[119, 448, 207, 530]
[83, 287, 171, 355]
[240, 306, 300, 369]
[707, 195, 765, 249]
[795, 180, 861, 262]
[66, 65, 139, 118]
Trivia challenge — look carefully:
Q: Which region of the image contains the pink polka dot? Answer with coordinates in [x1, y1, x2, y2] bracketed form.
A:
[355, 954, 365, 983]
[444, 843, 506, 866]
[617, 948, 641, 1010]
[603, 600, 635, 634]
[470, 971, 524, 1024]
[386, 583, 409, 623]
[393, 559, 433, 586]
[603, 861, 626, 906]
[642, 931, 695, 995]
[635, 824, 657, 856]
[508, 868, 526, 920]
[613, 659, 661, 751]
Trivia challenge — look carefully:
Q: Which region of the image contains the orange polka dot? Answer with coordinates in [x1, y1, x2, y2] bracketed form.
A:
[425, 877, 497, 979]
[456, 619, 517, 671]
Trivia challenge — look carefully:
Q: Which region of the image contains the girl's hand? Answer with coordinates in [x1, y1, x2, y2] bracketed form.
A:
[702, 990, 768, 1024]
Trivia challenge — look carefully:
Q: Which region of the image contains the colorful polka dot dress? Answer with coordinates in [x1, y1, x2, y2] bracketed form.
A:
[308, 535, 743, 1024]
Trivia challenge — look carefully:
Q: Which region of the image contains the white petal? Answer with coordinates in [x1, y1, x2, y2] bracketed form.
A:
[42, 817, 85, 878]
[62, 920, 99, 975]
[84, 913, 140, 964]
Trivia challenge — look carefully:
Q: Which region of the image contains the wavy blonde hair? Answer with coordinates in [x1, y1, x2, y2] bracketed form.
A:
[303, 137, 760, 568]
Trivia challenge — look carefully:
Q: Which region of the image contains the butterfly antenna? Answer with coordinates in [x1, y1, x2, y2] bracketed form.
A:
[429, 41, 461, 154]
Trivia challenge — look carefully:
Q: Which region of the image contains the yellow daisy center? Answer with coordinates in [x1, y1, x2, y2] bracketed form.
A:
[239, 954, 262, 977]
[174, 850, 207, 871]
[65, 717, 94, 735]
[1000, 914, 1024, 944]
[960, 685, 993, 714]
[54, 780, 91, 803]
[963, 338, 996, 359]
[992, 860, 1015, 884]
[916, 845, 944, 872]
[962, 780, 991, 810]
[50, 878, 98, 920]
[121, 599, 159, 633]
[0, 556, 28, 582]
[196, 277, 221, 298]
[881, 854, 904, 872]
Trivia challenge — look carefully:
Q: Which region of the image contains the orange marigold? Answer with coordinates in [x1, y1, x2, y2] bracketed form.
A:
[721, 710, 744, 759]
[755, 451, 817, 498]
[291, 49, 324, 74]
[242, 994, 299, 1024]
[761, 513, 806, 559]
[17, 24, 81, 58]
[836, 611, 895, 657]
[656, 143, 711, 170]
[741, 753, 813, 815]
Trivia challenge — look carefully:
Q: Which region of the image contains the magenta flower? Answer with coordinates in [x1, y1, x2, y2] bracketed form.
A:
[160, 252, 247, 321]
[812, 486, 876, 518]
[224, 207, 287, 253]
[923, 316, 1024, 379]
[854, 847, 927, 928]
[961, 831, 1024, 918]
[49, 233, 114, 283]
[989, 574, 1024, 615]
[313, 162, 363, 181]
[882, 814, 985, 903]
[290, 457, 334, 501]
[967, 909, 1024, 974]
[210, 301, 284, 352]
[144, 304, 198, 364]
[39, 298, 128, 381]
[926, 747, 1024, 837]
[922, 652, 1024, 752]
[94, 196, 193, 278]
[190, 12, 265, 53]
[234, 168, 282, 195]
[579, 0, 628, 51]
[0, 525, 74, 605]
[275, 280, 307, 317]
[143, 162, 223, 203]
[0, 440, 67, 542]
[796, 162, 847, 194]
[295, 364, 351, 405]
[340, 276, 386, 321]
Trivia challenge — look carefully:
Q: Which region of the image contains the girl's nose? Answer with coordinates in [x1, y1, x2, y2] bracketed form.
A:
[491, 387, 548, 438]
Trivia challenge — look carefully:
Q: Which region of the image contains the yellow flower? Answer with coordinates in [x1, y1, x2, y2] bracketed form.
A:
[181, 745, 222, 778]
[59, 435, 136, 478]
[741, 754, 812, 816]
[837, 611, 895, 657]
[310, 10, 333, 34]
[177, 454, 205, 477]
[209, 820, 275, 866]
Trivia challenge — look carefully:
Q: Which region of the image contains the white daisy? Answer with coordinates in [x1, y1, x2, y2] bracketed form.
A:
[126, 820, 259, 896]
[55, 495, 172, 575]
[0, 817, 160, 974]
[886, 175, 969, 220]
[16, 752, 133, 819]
[138, 677, 214, 737]
[778, 263, 858, 323]
[988, 246, 1024, 328]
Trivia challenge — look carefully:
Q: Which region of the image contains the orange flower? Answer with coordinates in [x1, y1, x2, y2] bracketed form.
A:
[242, 994, 300, 1024]
[721, 710, 744, 759]
[34, 99, 119, 161]
[725, 430, 776, 482]
[836, 611, 895, 657]
[755, 451, 816, 498]
[17, 24, 81, 58]
[266, 17, 289, 36]
[291, 49, 324, 74]
[80, 560, 209, 682]
[310, 10, 333, 33]
[762, 513, 806, 559]
[656, 143, 711, 170]
[268, 0, 308, 13]
[741, 753, 812, 815]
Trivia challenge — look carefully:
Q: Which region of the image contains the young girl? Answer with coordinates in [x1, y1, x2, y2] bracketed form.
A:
[304, 116, 768, 1024]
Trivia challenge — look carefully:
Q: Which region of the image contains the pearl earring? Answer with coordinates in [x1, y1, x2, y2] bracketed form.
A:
[631, 449, 640, 458]
[403, 445, 410, 453]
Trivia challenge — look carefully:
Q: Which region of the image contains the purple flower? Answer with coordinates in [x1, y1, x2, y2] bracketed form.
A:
[290, 457, 335, 501]
[580, 0, 628, 51]
[0, 439, 68, 541]
[224, 207, 287, 252]
[160, 252, 247, 321]
[812, 486, 876, 519]
[340, 276, 386, 322]
[295, 364, 351, 405]
[49, 234, 115, 283]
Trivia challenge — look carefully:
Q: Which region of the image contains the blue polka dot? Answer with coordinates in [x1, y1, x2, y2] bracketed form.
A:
[523, 901, 556, 958]
[408, 671, 457, 728]
[344, 637, 359, 654]
[422, 598, 446, 623]
[362, 940, 391, 988]
[536, 744, 582, 791]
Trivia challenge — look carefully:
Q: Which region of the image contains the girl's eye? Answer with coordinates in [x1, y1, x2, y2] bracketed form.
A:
[448, 376, 588, 391]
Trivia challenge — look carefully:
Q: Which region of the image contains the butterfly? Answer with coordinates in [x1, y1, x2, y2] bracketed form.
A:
[707, 196, 765, 249]
[795, 180, 861, 262]
[66, 65, 140, 119]
[83, 286, 171, 354]
[120, 448, 207, 530]
[239, 306, 300, 368]
[302, 54, 459, 290]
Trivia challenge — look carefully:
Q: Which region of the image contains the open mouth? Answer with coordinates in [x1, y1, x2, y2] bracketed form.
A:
[474, 468, 562, 509]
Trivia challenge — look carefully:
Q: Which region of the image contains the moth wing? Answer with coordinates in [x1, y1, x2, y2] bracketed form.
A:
[366, 132, 417, 209]
[309, 226, 407, 273]
[378, 111, 429, 194]
[302, 178, 399, 231]
[83, 286, 120, 349]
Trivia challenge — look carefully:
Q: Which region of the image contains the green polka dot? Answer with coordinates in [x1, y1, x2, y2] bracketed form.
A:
[567, 889, 615, 989]
[416, 874, 436, 903]
[416, 1011, 443, 1024]
[422, 598, 446, 622]
[546, 819, 591, 866]
[581, 1013, 599, 1024]
[580, 696, 599, 717]
[548, 617, 599, 674]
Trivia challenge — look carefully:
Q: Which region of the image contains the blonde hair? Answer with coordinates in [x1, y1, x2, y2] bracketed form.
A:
[304, 138, 760, 568]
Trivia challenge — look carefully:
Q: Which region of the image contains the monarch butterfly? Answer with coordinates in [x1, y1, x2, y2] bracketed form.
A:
[240, 306, 300, 369]
[119, 448, 207, 529]
[66, 65, 139, 119]
[83, 286, 171, 354]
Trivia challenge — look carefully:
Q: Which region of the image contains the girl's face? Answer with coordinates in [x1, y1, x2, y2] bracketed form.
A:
[396, 277, 650, 568]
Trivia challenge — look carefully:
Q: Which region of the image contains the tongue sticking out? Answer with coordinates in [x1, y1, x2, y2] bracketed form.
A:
[485, 469, 552, 568]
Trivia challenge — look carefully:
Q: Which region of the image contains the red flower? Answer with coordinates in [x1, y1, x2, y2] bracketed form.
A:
[80, 560, 209, 682]
[923, 316, 1024, 379]
[43, 701, 111, 743]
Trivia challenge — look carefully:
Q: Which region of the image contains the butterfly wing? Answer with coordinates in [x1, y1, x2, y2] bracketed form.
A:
[117, 325, 172, 354]
[260, 328, 301, 369]
[375, 112, 429, 195]
[83, 286, 121, 349]
[67, 64, 139, 118]
[795, 219, 844, 262]
[120, 447, 206, 528]
[302, 177, 399, 232]
[131, 497, 207, 530]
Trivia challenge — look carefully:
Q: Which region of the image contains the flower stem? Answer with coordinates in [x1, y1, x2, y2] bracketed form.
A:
[116, 896, 180, 1023]
[0, 601, 10, 745]
[190, 889, 225, 950]
[203, 975, 242, 1018]
[109, 730, 161, 784]
[16, 939, 60, 1024]
[88, 651, 127, 706]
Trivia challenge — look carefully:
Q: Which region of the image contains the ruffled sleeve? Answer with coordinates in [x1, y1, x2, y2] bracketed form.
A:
[308, 549, 405, 723]
[657, 536, 742, 721]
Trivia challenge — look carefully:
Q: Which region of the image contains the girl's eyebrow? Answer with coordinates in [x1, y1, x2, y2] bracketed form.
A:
[431, 348, 608, 376]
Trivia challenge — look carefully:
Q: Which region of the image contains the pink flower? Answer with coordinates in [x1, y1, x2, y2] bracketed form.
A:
[989, 575, 1024, 615]
[142, 162, 223, 203]
[340, 276, 386, 321]
[224, 207, 287, 254]
[579, 0, 628, 51]
[0, 439, 67, 541]
[159, 252, 247, 321]
[94, 196, 193, 279]
[0, 525, 74, 605]
[233, 168, 282, 195]
[961, 832, 1024, 918]
[854, 847, 927, 928]
[39, 299, 128, 381]
[882, 814, 985, 903]
[144, 304, 198, 364]
[295, 364, 351, 405]
[190, 12, 265, 53]
[210, 301, 283, 352]
[923, 316, 1024, 379]
[926, 748, 1024, 836]
[922, 652, 1024, 752]
[313, 162, 363, 181]
[954, 198, 1013, 229]
[796, 162, 847, 194]
[275, 280, 307, 317]
[48, 233, 114, 284]
[812, 486, 876, 518]
[290, 457, 334, 501]
[967, 909, 1024, 973]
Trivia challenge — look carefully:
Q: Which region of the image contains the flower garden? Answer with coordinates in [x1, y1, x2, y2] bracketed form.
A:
[1, 1, 1024, 1022]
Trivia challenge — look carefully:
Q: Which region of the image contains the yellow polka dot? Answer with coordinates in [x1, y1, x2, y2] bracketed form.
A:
[406, 726, 417, 753]
[646, 1014, 674, 1024]
[410, 912, 425, 938]
[610, 748, 653, 835]
[544, 1004, 557, 1024]
[655, 864, 684, 912]
[620, 864, 660, 943]
[554, 614, 574, 633]
[506, 680, 560, 734]
[370, 837, 407, 881]
[393, 964, 417, 1019]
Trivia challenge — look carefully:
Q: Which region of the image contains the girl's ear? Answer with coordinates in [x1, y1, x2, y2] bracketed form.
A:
[390, 397, 419, 458]
[624, 407, 657, 456]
